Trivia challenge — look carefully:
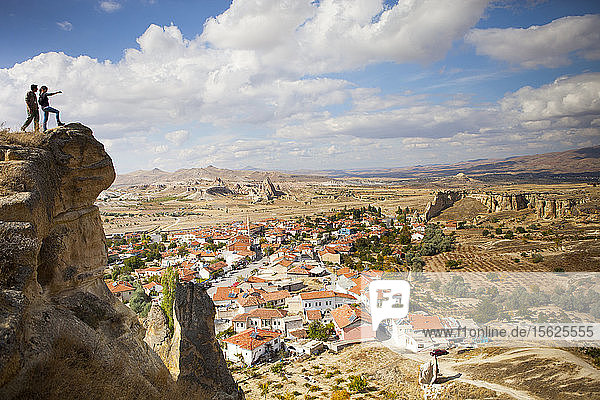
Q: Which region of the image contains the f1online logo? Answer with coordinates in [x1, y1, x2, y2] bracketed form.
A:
[368, 280, 410, 332]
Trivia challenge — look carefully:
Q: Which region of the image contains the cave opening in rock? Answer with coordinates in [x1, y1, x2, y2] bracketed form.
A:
[37, 236, 58, 288]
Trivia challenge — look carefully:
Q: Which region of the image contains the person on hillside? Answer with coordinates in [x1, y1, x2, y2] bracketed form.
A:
[20, 84, 40, 132]
[38, 85, 64, 132]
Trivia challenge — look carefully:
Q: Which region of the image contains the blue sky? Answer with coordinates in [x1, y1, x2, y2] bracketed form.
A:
[1, 0, 599, 173]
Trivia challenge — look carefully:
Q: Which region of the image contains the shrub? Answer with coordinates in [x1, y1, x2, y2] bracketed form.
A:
[495, 227, 503, 235]
[348, 375, 368, 393]
[331, 389, 351, 400]
[129, 286, 152, 317]
[445, 259, 462, 270]
[531, 253, 544, 263]
[482, 229, 490, 237]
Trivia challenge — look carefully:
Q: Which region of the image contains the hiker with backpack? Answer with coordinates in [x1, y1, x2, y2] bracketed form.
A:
[21, 84, 40, 132]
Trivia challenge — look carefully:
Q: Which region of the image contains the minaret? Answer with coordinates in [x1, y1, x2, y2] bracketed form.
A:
[246, 214, 250, 237]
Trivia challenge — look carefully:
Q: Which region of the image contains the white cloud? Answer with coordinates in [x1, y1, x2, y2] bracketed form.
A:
[99, 1, 122, 13]
[165, 129, 190, 146]
[56, 21, 73, 31]
[500, 73, 600, 128]
[202, 0, 490, 73]
[466, 14, 600, 68]
[1, 1, 598, 172]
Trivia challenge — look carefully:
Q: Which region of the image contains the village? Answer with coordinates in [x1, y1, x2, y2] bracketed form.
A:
[103, 205, 496, 370]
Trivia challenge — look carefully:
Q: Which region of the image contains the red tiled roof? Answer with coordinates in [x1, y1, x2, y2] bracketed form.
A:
[277, 259, 294, 268]
[262, 290, 291, 302]
[236, 294, 266, 307]
[336, 267, 353, 276]
[408, 314, 444, 330]
[300, 290, 356, 301]
[143, 281, 161, 290]
[330, 304, 371, 329]
[233, 308, 288, 322]
[247, 276, 267, 283]
[306, 309, 322, 321]
[343, 325, 375, 340]
[106, 280, 135, 294]
[289, 329, 307, 339]
[212, 287, 243, 302]
[223, 328, 281, 350]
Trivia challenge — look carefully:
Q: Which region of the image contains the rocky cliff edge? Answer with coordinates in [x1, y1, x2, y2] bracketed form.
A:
[0, 124, 242, 400]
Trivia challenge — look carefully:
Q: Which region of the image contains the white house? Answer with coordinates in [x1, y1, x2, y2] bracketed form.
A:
[232, 308, 288, 333]
[393, 314, 450, 353]
[299, 290, 356, 314]
[330, 304, 374, 342]
[223, 328, 282, 365]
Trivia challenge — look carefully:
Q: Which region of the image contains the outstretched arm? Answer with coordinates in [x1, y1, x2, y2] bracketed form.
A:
[48, 91, 63, 96]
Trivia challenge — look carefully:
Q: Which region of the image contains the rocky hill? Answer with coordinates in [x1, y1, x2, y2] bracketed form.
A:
[113, 164, 326, 187]
[425, 190, 590, 221]
[0, 124, 242, 400]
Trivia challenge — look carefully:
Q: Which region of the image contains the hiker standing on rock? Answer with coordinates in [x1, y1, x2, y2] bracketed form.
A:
[20, 84, 40, 132]
[38, 86, 64, 132]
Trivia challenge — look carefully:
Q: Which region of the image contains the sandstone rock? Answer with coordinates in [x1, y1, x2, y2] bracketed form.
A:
[145, 283, 244, 400]
[0, 124, 240, 400]
[425, 190, 588, 220]
[144, 303, 172, 361]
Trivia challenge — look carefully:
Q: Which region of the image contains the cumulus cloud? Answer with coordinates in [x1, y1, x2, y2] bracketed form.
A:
[165, 129, 190, 146]
[99, 1, 122, 13]
[1, 0, 598, 172]
[56, 21, 73, 31]
[466, 14, 600, 68]
[202, 0, 490, 73]
[500, 73, 600, 128]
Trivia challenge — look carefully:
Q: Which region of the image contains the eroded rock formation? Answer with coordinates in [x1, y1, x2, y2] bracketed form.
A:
[145, 284, 242, 400]
[0, 124, 241, 400]
[425, 190, 589, 220]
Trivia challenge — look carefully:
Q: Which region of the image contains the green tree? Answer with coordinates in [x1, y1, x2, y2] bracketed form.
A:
[123, 256, 144, 273]
[398, 224, 411, 245]
[472, 298, 499, 323]
[307, 321, 334, 341]
[445, 259, 462, 270]
[160, 266, 179, 332]
[129, 285, 152, 317]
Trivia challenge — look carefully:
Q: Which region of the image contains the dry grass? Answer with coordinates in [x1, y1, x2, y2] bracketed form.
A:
[459, 352, 600, 400]
[235, 342, 511, 399]
[0, 125, 47, 148]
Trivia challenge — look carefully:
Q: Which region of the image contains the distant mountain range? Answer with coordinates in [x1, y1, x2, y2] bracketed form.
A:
[113, 146, 600, 186]
[303, 145, 600, 179]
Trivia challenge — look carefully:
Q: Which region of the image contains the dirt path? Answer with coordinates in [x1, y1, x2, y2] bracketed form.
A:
[441, 359, 535, 400]
[382, 341, 536, 399]
[162, 216, 181, 231]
